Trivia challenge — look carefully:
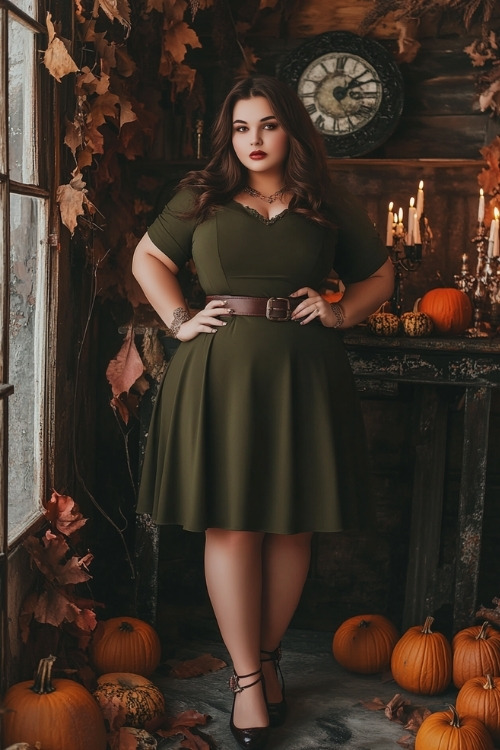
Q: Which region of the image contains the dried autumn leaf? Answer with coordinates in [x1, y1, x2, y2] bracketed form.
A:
[141, 329, 167, 381]
[64, 118, 83, 156]
[43, 490, 88, 535]
[163, 21, 201, 64]
[43, 12, 79, 82]
[168, 63, 197, 97]
[106, 325, 145, 397]
[56, 168, 95, 234]
[146, 709, 211, 735]
[170, 653, 227, 679]
[93, 0, 131, 34]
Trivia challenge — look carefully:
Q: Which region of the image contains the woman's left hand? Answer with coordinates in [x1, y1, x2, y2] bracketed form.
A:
[290, 287, 337, 327]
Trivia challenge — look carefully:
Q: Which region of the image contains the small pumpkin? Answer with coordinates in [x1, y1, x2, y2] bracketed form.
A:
[93, 672, 165, 729]
[391, 615, 452, 695]
[1, 655, 107, 750]
[452, 621, 500, 688]
[418, 288, 472, 335]
[367, 312, 400, 336]
[332, 614, 399, 674]
[415, 704, 494, 750]
[90, 616, 162, 676]
[400, 311, 434, 337]
[456, 674, 500, 743]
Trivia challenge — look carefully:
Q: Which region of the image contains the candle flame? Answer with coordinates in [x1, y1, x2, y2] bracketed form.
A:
[480, 188, 484, 196]
[495, 207, 499, 219]
[388, 201, 393, 211]
[398, 207, 403, 221]
[418, 180, 424, 190]
[393, 213, 398, 223]
[410, 197, 415, 207]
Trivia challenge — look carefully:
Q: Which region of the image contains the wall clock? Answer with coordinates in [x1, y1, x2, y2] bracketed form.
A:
[278, 31, 404, 157]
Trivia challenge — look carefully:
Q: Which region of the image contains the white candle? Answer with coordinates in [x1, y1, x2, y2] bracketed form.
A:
[397, 206, 404, 235]
[407, 197, 415, 245]
[488, 213, 496, 257]
[386, 201, 394, 246]
[416, 180, 424, 219]
[414, 211, 421, 244]
[478, 188, 485, 223]
[494, 207, 500, 257]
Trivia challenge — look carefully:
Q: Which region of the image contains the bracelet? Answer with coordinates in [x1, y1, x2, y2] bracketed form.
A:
[330, 302, 344, 329]
[167, 307, 190, 338]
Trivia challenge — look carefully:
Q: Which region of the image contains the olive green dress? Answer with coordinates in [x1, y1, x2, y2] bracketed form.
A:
[136, 188, 388, 533]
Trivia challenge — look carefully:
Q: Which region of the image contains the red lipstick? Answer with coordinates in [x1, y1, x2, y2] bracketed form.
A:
[250, 151, 266, 159]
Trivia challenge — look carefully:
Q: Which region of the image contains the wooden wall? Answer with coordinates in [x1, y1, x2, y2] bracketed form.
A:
[91, 2, 500, 642]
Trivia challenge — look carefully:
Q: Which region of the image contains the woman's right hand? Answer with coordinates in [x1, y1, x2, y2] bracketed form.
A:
[176, 299, 230, 342]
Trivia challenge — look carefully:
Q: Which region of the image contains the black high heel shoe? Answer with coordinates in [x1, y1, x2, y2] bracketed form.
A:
[229, 668, 270, 749]
[260, 646, 287, 727]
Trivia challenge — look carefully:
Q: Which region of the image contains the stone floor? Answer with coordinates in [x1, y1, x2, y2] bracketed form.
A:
[151, 625, 461, 750]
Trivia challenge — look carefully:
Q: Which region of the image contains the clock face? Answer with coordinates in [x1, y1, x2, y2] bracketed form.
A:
[279, 32, 404, 157]
[297, 53, 383, 136]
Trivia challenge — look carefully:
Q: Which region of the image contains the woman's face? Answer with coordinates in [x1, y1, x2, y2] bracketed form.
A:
[231, 96, 289, 177]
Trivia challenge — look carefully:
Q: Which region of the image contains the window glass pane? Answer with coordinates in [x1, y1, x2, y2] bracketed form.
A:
[8, 14, 36, 184]
[8, 193, 47, 542]
[9, 1, 36, 19]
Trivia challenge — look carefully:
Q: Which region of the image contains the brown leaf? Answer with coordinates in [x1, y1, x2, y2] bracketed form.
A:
[164, 21, 201, 63]
[359, 697, 386, 711]
[43, 12, 79, 82]
[170, 654, 227, 679]
[56, 168, 90, 234]
[396, 734, 415, 749]
[147, 709, 210, 734]
[180, 728, 211, 749]
[93, 0, 131, 34]
[64, 118, 83, 156]
[106, 326, 145, 397]
[43, 490, 88, 535]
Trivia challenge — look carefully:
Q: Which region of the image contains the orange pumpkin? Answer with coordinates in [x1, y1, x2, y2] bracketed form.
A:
[452, 621, 500, 688]
[332, 614, 399, 674]
[418, 288, 472, 335]
[90, 616, 162, 676]
[93, 672, 165, 729]
[456, 674, 500, 743]
[391, 615, 452, 695]
[1, 655, 107, 750]
[415, 704, 494, 750]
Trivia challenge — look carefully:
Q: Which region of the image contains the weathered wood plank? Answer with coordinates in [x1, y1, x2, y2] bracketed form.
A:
[402, 386, 448, 629]
[453, 386, 492, 630]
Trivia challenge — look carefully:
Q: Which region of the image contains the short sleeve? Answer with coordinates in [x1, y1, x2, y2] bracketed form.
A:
[147, 189, 197, 268]
[330, 187, 389, 285]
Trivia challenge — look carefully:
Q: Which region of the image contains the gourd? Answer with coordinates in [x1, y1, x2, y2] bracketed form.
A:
[332, 614, 399, 674]
[1, 655, 107, 750]
[390, 615, 452, 694]
[456, 674, 500, 743]
[90, 615, 162, 676]
[400, 311, 433, 337]
[93, 672, 165, 729]
[367, 312, 400, 336]
[415, 704, 494, 750]
[452, 621, 500, 688]
[418, 288, 472, 335]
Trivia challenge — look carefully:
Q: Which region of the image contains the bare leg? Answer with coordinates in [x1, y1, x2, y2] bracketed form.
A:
[260, 532, 313, 702]
[204, 528, 268, 729]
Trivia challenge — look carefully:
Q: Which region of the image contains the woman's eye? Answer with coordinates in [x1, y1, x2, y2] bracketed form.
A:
[264, 123, 277, 130]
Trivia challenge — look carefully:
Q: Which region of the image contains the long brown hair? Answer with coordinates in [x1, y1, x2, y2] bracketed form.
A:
[178, 75, 335, 227]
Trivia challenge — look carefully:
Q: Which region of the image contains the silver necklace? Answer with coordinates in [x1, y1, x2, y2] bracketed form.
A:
[243, 186, 286, 204]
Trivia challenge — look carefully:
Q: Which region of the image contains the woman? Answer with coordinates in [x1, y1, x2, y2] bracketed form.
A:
[132, 75, 394, 749]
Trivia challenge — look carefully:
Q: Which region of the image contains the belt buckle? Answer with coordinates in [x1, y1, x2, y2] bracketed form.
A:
[266, 297, 291, 321]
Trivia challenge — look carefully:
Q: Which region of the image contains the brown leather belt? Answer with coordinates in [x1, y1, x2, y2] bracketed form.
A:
[206, 295, 302, 322]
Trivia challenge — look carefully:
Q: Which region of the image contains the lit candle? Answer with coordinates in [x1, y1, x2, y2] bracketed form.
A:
[478, 188, 485, 224]
[386, 201, 394, 246]
[396, 207, 404, 235]
[416, 180, 424, 219]
[407, 197, 415, 245]
[414, 210, 421, 245]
